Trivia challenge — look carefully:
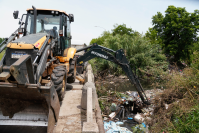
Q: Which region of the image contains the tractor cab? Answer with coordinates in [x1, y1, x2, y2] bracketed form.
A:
[13, 7, 74, 56]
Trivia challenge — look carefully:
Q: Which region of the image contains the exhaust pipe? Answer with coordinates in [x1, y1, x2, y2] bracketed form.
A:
[32, 6, 37, 34]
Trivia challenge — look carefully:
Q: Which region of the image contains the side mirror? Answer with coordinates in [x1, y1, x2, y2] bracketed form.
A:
[69, 14, 74, 22]
[13, 11, 19, 19]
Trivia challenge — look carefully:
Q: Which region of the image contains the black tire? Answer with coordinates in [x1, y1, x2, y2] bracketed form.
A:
[67, 76, 75, 83]
[68, 58, 76, 83]
[51, 65, 67, 101]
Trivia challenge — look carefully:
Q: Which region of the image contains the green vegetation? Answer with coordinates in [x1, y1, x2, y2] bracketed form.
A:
[0, 50, 5, 59]
[0, 38, 3, 44]
[148, 5, 199, 64]
[90, 24, 168, 84]
[171, 104, 199, 133]
[0, 38, 5, 59]
[149, 63, 199, 132]
[91, 5, 199, 133]
[146, 7, 199, 132]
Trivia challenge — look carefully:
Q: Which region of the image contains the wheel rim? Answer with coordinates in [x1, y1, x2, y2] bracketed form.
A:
[61, 75, 66, 93]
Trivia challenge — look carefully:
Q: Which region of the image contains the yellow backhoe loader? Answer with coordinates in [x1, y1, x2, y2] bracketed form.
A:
[0, 6, 76, 133]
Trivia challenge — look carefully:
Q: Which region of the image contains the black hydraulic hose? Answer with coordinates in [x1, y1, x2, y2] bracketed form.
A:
[32, 6, 37, 34]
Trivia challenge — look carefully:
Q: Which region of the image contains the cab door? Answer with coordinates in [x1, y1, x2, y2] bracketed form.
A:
[60, 15, 71, 56]
[63, 16, 71, 49]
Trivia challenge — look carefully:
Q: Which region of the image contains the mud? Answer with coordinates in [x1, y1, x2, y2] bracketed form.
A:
[0, 98, 31, 118]
[0, 98, 48, 118]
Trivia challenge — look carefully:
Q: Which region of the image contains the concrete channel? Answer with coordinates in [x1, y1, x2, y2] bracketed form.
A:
[54, 64, 104, 133]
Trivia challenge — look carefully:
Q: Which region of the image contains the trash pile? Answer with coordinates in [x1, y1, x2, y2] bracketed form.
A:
[102, 89, 164, 133]
[95, 74, 164, 132]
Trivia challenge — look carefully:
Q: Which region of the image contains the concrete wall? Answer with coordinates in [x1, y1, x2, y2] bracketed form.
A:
[81, 64, 104, 133]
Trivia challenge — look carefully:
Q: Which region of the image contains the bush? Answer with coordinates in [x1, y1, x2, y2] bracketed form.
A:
[148, 65, 199, 132]
[171, 104, 199, 133]
[89, 25, 168, 84]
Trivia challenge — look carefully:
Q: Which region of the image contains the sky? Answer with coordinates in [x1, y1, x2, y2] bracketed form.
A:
[0, 0, 198, 45]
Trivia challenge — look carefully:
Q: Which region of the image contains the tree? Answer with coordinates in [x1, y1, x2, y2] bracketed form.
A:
[151, 6, 199, 63]
[112, 24, 134, 36]
[0, 38, 3, 44]
[90, 31, 111, 45]
[90, 24, 140, 45]
[112, 24, 140, 36]
[89, 24, 168, 81]
[145, 27, 163, 45]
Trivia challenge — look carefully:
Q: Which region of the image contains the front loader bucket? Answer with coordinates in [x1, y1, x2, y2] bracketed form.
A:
[0, 82, 60, 133]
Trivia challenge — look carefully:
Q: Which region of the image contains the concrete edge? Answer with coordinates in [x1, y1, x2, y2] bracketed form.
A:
[95, 93, 105, 133]
[82, 64, 101, 133]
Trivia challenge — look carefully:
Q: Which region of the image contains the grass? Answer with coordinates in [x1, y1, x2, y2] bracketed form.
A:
[0, 50, 5, 60]
[171, 104, 199, 133]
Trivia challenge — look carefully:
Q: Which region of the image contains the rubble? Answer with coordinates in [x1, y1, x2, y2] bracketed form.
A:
[133, 114, 144, 123]
[101, 88, 164, 132]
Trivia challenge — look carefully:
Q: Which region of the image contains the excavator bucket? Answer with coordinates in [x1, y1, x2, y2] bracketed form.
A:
[0, 55, 60, 133]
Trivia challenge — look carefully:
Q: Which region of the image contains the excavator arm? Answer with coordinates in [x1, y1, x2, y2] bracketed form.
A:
[76, 43, 150, 105]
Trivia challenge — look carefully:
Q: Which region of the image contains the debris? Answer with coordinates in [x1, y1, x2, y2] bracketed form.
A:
[142, 122, 146, 128]
[110, 103, 117, 112]
[132, 123, 147, 133]
[96, 74, 167, 132]
[110, 81, 114, 84]
[104, 121, 132, 133]
[106, 74, 114, 78]
[109, 112, 116, 119]
[119, 75, 127, 79]
[129, 91, 138, 98]
[134, 113, 144, 123]
[146, 117, 152, 121]
[115, 121, 124, 125]
[104, 117, 108, 121]
[127, 117, 133, 120]
[165, 104, 169, 109]
[126, 91, 131, 95]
